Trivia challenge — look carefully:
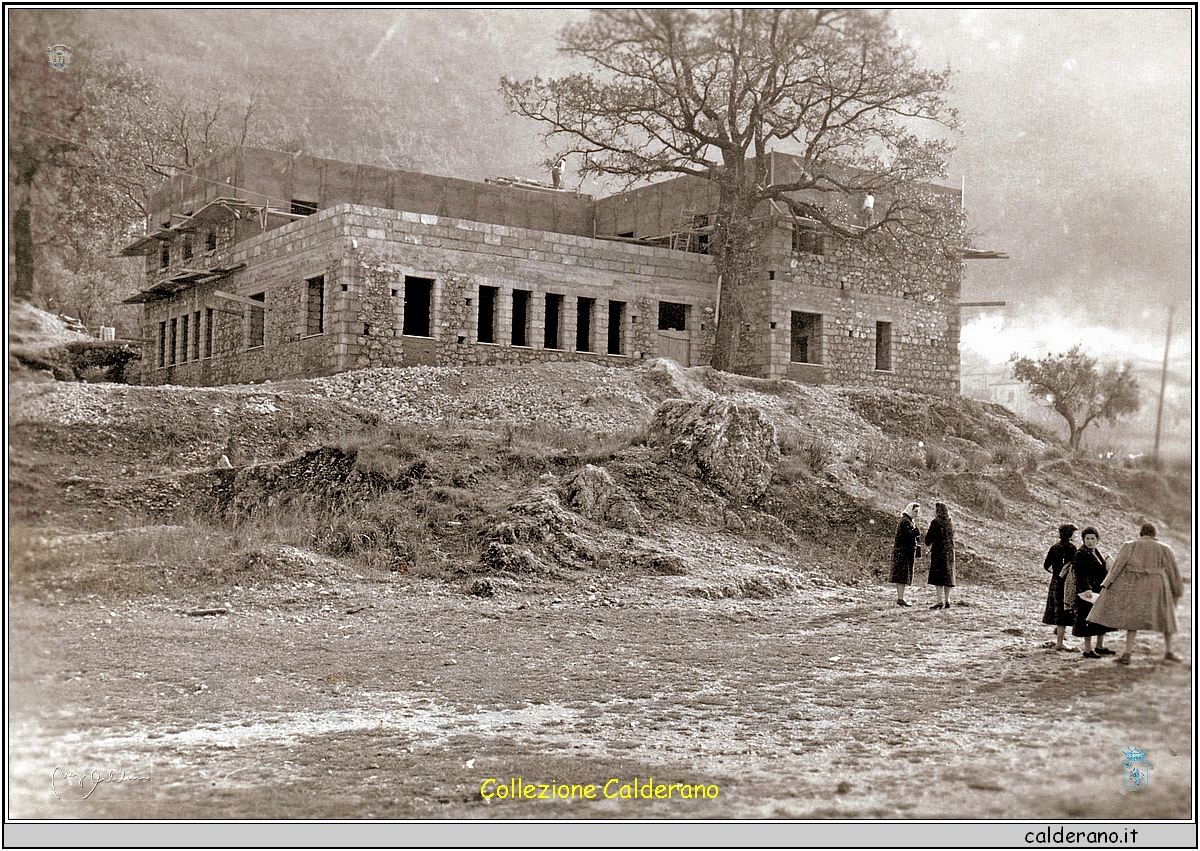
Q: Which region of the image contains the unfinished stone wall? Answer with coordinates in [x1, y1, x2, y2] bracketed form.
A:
[138, 204, 718, 386]
[138, 210, 349, 386]
[135, 201, 958, 393]
[763, 220, 962, 393]
[145, 148, 597, 242]
[344, 206, 716, 370]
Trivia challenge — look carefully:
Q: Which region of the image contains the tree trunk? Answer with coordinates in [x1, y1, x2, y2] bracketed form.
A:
[1065, 415, 1082, 450]
[710, 179, 760, 373]
[11, 206, 34, 301]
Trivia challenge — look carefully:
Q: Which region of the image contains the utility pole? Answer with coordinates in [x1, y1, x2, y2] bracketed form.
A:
[1152, 304, 1175, 466]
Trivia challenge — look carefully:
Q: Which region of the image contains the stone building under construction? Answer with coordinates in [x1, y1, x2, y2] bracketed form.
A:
[123, 147, 970, 392]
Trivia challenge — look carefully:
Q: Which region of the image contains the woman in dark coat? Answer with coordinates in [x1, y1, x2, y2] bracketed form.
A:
[925, 502, 956, 609]
[1041, 524, 1078, 650]
[890, 502, 921, 607]
[1072, 526, 1112, 657]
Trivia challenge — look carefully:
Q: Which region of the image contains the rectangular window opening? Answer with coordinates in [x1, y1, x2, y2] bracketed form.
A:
[576, 297, 595, 352]
[478, 286, 497, 344]
[203, 308, 214, 359]
[179, 314, 189, 363]
[249, 292, 265, 348]
[291, 199, 318, 216]
[793, 225, 825, 256]
[306, 275, 325, 335]
[168, 318, 178, 365]
[608, 300, 626, 355]
[402, 276, 434, 337]
[544, 293, 563, 350]
[192, 311, 201, 361]
[158, 321, 167, 368]
[512, 289, 531, 347]
[791, 311, 823, 364]
[205, 229, 217, 252]
[875, 321, 893, 371]
[658, 301, 688, 332]
[182, 237, 193, 262]
[159, 242, 170, 270]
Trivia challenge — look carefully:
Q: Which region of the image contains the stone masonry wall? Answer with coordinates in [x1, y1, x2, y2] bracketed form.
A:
[342, 205, 717, 371]
[139, 209, 349, 386]
[762, 220, 962, 393]
[136, 204, 958, 393]
[138, 204, 718, 386]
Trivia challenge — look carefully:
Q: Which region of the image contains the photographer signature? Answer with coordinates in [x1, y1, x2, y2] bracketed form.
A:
[51, 766, 150, 800]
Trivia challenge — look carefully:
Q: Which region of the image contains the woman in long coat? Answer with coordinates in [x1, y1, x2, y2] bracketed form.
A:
[1041, 524, 1078, 650]
[1071, 526, 1112, 657]
[890, 502, 921, 607]
[925, 502, 956, 609]
[1088, 522, 1184, 665]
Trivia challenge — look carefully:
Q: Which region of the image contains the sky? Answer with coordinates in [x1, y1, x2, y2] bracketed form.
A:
[890, 8, 1192, 377]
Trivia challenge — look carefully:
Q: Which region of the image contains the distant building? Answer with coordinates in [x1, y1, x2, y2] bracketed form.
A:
[123, 148, 968, 392]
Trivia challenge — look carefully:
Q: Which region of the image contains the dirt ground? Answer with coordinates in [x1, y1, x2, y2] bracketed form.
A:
[6, 334, 1192, 822]
[8, 545, 1191, 820]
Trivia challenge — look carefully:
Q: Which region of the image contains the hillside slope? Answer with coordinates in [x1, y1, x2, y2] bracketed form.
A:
[8, 355, 1189, 604]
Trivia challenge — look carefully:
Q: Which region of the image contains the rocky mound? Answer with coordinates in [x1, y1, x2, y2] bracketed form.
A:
[9, 356, 1189, 607]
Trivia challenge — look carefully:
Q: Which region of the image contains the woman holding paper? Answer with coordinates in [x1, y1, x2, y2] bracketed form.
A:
[1071, 526, 1111, 658]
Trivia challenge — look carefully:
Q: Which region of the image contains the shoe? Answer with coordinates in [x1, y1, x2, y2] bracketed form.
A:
[896, 600, 911, 607]
[1114, 654, 1131, 666]
[1163, 652, 1183, 663]
[930, 603, 944, 609]
[1094, 647, 1116, 656]
[1082, 650, 1100, 658]
[1054, 646, 1077, 652]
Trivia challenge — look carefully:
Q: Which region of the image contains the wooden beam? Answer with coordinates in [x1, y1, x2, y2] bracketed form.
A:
[205, 301, 245, 317]
[211, 289, 270, 310]
[267, 208, 311, 220]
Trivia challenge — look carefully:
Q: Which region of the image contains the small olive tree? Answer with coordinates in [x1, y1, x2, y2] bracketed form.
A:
[1010, 345, 1140, 450]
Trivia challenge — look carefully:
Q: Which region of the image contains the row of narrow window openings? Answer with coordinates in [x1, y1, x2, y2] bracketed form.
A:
[158, 309, 214, 367]
[477, 287, 634, 356]
[156, 195, 317, 272]
[160, 230, 219, 270]
[181, 272, 692, 357]
[157, 290, 268, 366]
[790, 312, 892, 371]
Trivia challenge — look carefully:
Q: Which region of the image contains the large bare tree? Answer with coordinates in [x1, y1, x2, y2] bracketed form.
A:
[502, 9, 960, 370]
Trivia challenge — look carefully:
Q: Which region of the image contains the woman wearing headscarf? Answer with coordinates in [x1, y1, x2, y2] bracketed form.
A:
[890, 502, 921, 607]
[925, 502, 956, 609]
[1071, 526, 1112, 658]
[1041, 524, 1078, 651]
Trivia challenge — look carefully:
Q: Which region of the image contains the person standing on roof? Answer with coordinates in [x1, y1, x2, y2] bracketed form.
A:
[552, 157, 567, 189]
[861, 192, 875, 225]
